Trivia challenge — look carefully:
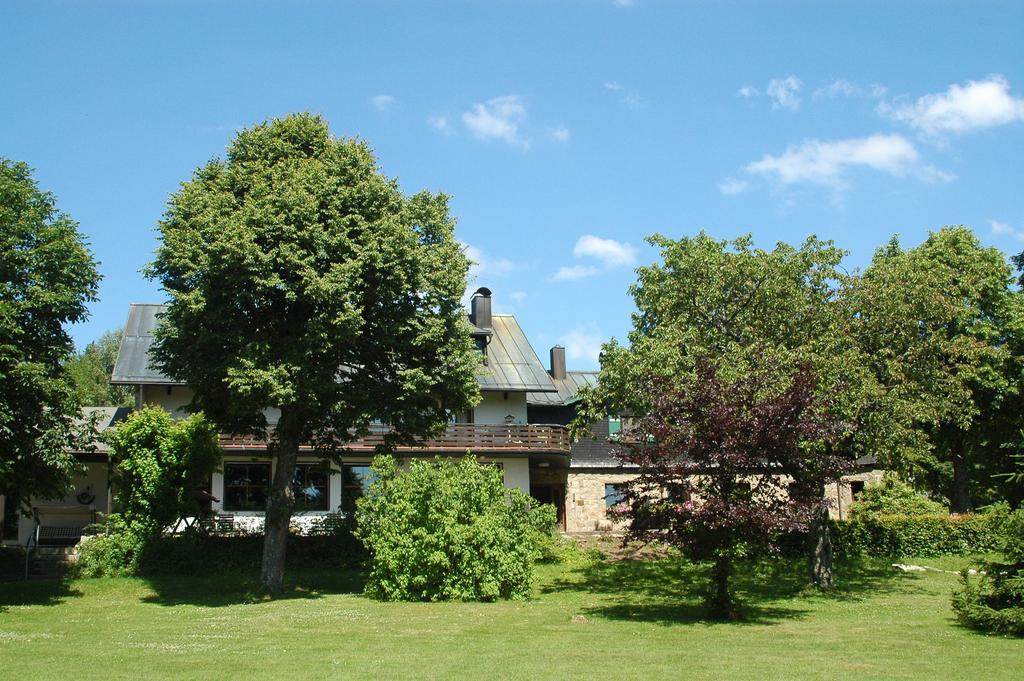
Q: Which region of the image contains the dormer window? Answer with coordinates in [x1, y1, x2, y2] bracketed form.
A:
[474, 335, 488, 365]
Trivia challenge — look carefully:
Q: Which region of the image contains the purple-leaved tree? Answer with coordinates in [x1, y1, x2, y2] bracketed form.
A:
[614, 357, 844, 619]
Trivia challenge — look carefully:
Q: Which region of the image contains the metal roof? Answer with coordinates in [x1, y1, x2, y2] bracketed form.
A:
[478, 315, 557, 392]
[72, 406, 132, 453]
[526, 370, 599, 406]
[111, 304, 182, 385]
[111, 304, 557, 393]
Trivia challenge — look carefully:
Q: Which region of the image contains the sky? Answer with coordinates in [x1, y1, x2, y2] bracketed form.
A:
[2, 1, 1023, 370]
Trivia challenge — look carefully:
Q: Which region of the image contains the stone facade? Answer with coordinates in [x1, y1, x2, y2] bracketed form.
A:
[565, 470, 638, 533]
[825, 468, 885, 520]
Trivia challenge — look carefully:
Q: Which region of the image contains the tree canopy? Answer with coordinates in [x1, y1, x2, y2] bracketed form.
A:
[66, 329, 133, 407]
[0, 158, 100, 507]
[146, 113, 480, 592]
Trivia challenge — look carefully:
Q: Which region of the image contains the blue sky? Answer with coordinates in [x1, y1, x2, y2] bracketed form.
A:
[3, 1, 1023, 370]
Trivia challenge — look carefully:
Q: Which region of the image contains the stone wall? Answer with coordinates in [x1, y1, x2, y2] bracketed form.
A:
[565, 470, 638, 533]
[826, 468, 885, 520]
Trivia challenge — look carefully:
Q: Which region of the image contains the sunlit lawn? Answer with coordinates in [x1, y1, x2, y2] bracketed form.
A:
[1, 551, 1020, 681]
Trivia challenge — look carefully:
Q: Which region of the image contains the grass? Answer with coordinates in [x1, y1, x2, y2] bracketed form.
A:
[1, 550, 1021, 681]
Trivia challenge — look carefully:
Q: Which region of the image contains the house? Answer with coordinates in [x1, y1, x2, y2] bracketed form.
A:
[2, 288, 578, 543]
[0, 287, 881, 545]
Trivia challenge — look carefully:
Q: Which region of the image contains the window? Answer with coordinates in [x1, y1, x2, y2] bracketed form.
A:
[850, 480, 866, 499]
[292, 463, 330, 512]
[342, 464, 375, 512]
[608, 416, 622, 438]
[605, 483, 627, 508]
[474, 336, 488, 365]
[223, 462, 271, 511]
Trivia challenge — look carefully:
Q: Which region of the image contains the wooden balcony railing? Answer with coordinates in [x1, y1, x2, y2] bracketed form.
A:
[219, 423, 571, 454]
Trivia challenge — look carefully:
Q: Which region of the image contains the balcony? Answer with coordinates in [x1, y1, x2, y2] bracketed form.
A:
[219, 423, 572, 454]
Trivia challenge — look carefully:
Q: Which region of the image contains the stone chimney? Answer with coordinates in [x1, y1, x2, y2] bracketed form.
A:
[549, 345, 566, 380]
[470, 287, 492, 329]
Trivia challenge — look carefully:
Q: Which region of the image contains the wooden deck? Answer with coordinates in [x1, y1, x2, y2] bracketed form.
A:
[219, 423, 572, 454]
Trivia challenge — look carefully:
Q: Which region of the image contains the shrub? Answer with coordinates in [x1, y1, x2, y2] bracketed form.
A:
[952, 509, 1024, 636]
[850, 473, 947, 517]
[833, 512, 1006, 557]
[355, 455, 556, 602]
[75, 520, 364, 578]
[0, 545, 27, 581]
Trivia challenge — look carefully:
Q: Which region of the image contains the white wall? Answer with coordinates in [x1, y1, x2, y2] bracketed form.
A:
[18, 463, 109, 543]
[140, 385, 279, 424]
[473, 391, 527, 424]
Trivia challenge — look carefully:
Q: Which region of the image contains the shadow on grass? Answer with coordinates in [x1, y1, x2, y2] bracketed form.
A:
[544, 553, 922, 626]
[0, 578, 83, 612]
[139, 567, 365, 607]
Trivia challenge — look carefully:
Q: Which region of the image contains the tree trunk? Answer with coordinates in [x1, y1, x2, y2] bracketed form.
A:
[951, 449, 972, 514]
[708, 554, 735, 619]
[261, 408, 301, 594]
[809, 502, 834, 590]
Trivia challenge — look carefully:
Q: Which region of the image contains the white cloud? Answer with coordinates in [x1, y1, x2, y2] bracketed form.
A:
[719, 176, 749, 195]
[812, 79, 888, 101]
[509, 291, 527, 303]
[427, 115, 451, 134]
[604, 81, 646, 110]
[990, 220, 1024, 241]
[745, 134, 927, 188]
[553, 264, 601, 281]
[612, 0, 637, 6]
[880, 75, 1024, 136]
[462, 95, 529, 149]
[551, 125, 570, 143]
[461, 242, 519, 285]
[766, 75, 802, 111]
[552, 235, 637, 281]
[737, 85, 759, 98]
[573, 235, 637, 267]
[370, 94, 395, 111]
[562, 326, 605, 367]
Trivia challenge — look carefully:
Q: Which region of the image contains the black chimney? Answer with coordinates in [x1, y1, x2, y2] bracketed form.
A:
[471, 287, 492, 328]
[549, 345, 566, 380]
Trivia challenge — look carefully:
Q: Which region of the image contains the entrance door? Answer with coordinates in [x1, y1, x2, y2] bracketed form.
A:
[529, 485, 566, 531]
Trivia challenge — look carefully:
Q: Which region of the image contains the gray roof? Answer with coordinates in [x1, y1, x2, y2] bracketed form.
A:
[477, 315, 557, 392]
[526, 370, 599, 406]
[111, 304, 556, 393]
[73, 406, 132, 452]
[111, 304, 181, 385]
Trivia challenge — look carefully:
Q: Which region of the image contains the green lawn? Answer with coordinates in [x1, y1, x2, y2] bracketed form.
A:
[1, 552, 1020, 681]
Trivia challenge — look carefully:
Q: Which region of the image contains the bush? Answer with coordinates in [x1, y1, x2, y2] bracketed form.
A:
[952, 509, 1024, 636]
[75, 514, 363, 578]
[850, 473, 947, 517]
[0, 545, 27, 581]
[355, 455, 556, 602]
[834, 512, 1006, 557]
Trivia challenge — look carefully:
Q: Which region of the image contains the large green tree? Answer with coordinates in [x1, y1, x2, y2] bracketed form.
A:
[575, 232, 867, 587]
[66, 329, 133, 407]
[856, 227, 1024, 511]
[0, 159, 100, 509]
[147, 114, 480, 593]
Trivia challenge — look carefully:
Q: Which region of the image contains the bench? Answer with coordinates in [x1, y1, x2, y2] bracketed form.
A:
[36, 525, 85, 547]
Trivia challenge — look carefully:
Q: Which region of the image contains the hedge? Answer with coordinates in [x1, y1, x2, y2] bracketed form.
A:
[0, 545, 27, 581]
[832, 512, 1008, 558]
[75, 523, 365, 578]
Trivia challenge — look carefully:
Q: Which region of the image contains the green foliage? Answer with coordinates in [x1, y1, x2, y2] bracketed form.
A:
[355, 455, 555, 602]
[834, 513, 1007, 557]
[850, 473, 948, 517]
[0, 545, 26, 581]
[107, 406, 222, 537]
[65, 329, 132, 407]
[858, 228, 1024, 509]
[145, 113, 479, 443]
[145, 113, 480, 590]
[75, 523, 364, 578]
[0, 158, 100, 505]
[952, 509, 1024, 636]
